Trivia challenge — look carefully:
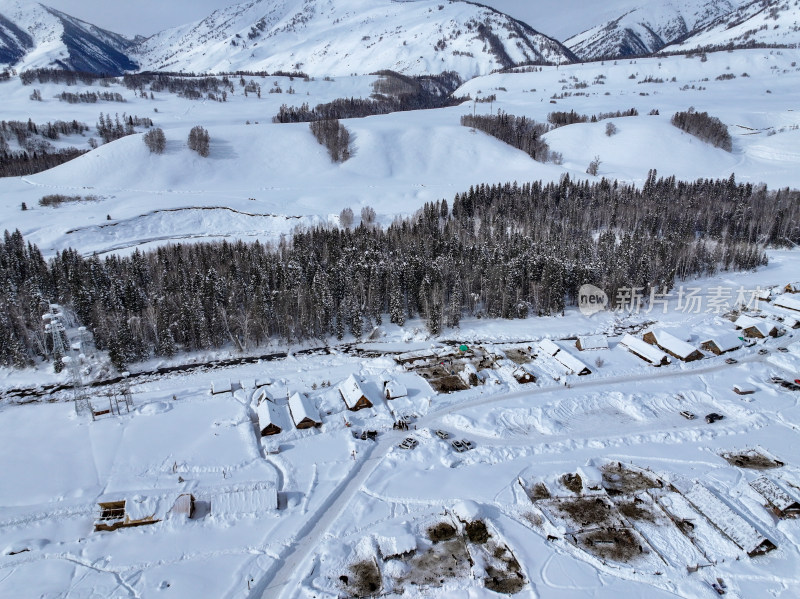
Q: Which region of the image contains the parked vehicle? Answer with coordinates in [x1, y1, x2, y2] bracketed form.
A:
[724, 358, 738, 365]
[705, 413, 724, 424]
[777, 347, 788, 353]
[451, 439, 467, 453]
[680, 410, 696, 420]
[758, 348, 769, 355]
[435, 429, 450, 440]
[398, 437, 418, 449]
[461, 439, 475, 450]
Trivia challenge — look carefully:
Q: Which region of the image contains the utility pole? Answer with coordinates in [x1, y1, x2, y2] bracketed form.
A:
[43, 303, 89, 417]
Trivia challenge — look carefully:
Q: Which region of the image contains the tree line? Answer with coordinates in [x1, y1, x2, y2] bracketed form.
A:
[671, 108, 732, 151]
[461, 111, 556, 162]
[1, 172, 796, 370]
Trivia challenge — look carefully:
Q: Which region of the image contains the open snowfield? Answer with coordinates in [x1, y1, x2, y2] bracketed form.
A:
[0, 48, 799, 257]
[1, 43, 800, 599]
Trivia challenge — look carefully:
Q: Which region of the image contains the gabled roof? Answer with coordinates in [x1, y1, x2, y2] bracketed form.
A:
[288, 392, 319, 426]
[619, 334, 670, 365]
[775, 294, 800, 312]
[701, 332, 743, 352]
[339, 374, 368, 409]
[537, 339, 591, 374]
[734, 314, 762, 329]
[650, 330, 700, 360]
[257, 400, 285, 433]
[745, 322, 776, 337]
[577, 335, 609, 350]
[384, 379, 408, 399]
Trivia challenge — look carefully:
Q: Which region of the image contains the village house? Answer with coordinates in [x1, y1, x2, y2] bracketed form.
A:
[383, 379, 408, 400]
[339, 374, 373, 411]
[288, 393, 321, 429]
[575, 335, 609, 351]
[643, 330, 704, 362]
[700, 333, 743, 355]
[619, 334, 670, 366]
[257, 400, 284, 436]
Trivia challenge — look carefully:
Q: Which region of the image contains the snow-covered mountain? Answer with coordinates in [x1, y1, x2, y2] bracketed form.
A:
[565, 0, 745, 60]
[663, 0, 800, 53]
[0, 0, 139, 74]
[132, 0, 575, 77]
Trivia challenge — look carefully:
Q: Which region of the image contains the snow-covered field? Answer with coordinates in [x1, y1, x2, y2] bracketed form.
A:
[1, 45, 800, 599]
[0, 47, 799, 257]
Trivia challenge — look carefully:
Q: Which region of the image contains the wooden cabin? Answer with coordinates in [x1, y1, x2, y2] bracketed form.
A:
[340, 374, 373, 411]
[643, 330, 704, 362]
[288, 393, 321, 429]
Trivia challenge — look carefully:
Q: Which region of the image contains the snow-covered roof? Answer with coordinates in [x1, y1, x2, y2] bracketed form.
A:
[537, 339, 591, 374]
[384, 379, 407, 399]
[339, 374, 368, 409]
[750, 477, 799, 512]
[577, 335, 609, 350]
[120, 494, 167, 522]
[650, 330, 701, 360]
[774, 294, 800, 313]
[375, 528, 417, 558]
[681, 482, 775, 556]
[212, 481, 277, 515]
[257, 400, 284, 433]
[211, 379, 232, 394]
[619, 334, 670, 365]
[253, 386, 274, 404]
[288, 392, 319, 426]
[734, 314, 762, 329]
[745, 322, 775, 337]
[701, 332, 743, 352]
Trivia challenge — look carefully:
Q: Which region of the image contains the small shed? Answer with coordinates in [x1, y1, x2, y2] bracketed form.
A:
[253, 386, 274, 405]
[288, 393, 321, 429]
[576, 335, 609, 351]
[644, 330, 704, 362]
[339, 374, 373, 411]
[94, 495, 165, 532]
[384, 379, 408, 400]
[619, 334, 670, 366]
[257, 400, 283, 436]
[701, 333, 743, 355]
[733, 384, 755, 395]
[375, 528, 418, 560]
[783, 317, 799, 329]
[774, 294, 800, 314]
[743, 322, 779, 339]
[211, 379, 232, 395]
[168, 493, 196, 520]
[750, 477, 800, 518]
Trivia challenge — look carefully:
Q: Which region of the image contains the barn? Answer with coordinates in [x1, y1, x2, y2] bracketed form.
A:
[340, 374, 373, 411]
[288, 393, 321, 429]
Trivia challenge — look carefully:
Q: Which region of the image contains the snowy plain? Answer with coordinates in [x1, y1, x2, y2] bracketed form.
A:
[1, 44, 800, 599]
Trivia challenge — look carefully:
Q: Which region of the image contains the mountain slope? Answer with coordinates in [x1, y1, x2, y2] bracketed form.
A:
[663, 0, 800, 52]
[0, 0, 138, 74]
[133, 0, 575, 77]
[566, 0, 743, 60]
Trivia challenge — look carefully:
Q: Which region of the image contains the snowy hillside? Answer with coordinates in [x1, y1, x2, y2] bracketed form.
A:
[664, 0, 800, 53]
[0, 0, 138, 74]
[132, 0, 575, 77]
[566, 0, 745, 59]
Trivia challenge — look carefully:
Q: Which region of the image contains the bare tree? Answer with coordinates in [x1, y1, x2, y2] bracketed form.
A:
[360, 205, 376, 226]
[188, 126, 210, 157]
[339, 207, 354, 228]
[605, 122, 618, 136]
[143, 128, 166, 154]
[586, 155, 601, 176]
